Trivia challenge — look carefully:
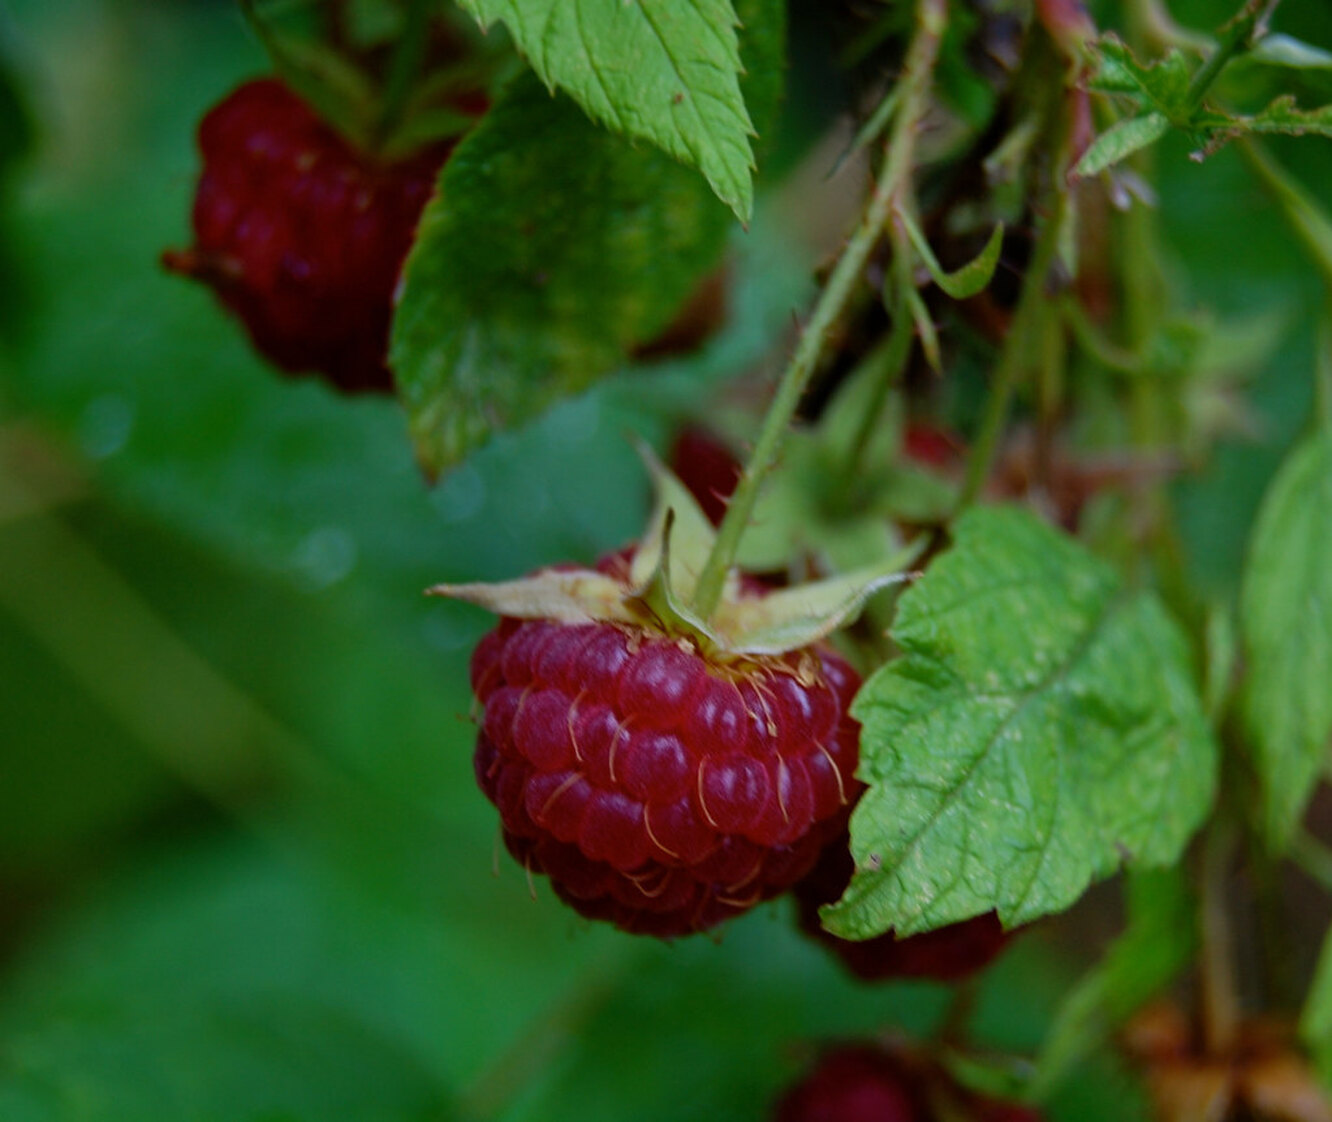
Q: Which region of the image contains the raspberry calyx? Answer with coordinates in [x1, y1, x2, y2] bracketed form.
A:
[431, 459, 909, 936]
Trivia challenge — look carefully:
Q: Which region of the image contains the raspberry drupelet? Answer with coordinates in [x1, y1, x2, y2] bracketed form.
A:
[468, 613, 863, 937]
[165, 78, 462, 393]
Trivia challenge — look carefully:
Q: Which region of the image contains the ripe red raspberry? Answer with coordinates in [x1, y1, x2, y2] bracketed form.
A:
[469, 610, 862, 937]
[773, 1044, 1046, 1122]
[773, 1046, 917, 1122]
[794, 827, 1010, 981]
[164, 78, 459, 393]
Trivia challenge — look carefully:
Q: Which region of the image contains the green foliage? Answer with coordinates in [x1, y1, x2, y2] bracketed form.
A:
[1303, 913, 1332, 1086]
[902, 216, 1006, 301]
[1029, 868, 1197, 1097]
[1240, 431, 1332, 848]
[393, 0, 783, 474]
[1077, 29, 1332, 174]
[5, 0, 1332, 1117]
[456, 0, 757, 220]
[392, 70, 731, 474]
[825, 507, 1217, 939]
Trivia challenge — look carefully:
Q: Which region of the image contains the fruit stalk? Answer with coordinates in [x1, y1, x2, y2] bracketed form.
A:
[376, 0, 434, 146]
[1199, 819, 1241, 1055]
[691, 0, 947, 618]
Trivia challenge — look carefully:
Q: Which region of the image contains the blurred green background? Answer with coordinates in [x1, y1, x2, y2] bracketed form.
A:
[0, 0, 1329, 1118]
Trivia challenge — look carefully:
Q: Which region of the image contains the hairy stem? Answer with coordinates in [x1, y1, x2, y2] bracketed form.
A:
[844, 262, 915, 474]
[1199, 820, 1241, 1055]
[1181, 0, 1279, 115]
[690, 0, 946, 618]
[954, 189, 1068, 513]
[376, 0, 435, 146]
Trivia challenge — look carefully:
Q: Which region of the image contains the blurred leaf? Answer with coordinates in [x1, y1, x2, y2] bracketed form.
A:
[1090, 36, 1194, 117]
[391, 70, 732, 475]
[1240, 431, 1332, 849]
[1247, 33, 1332, 71]
[393, 0, 783, 475]
[0, 837, 460, 1122]
[1302, 912, 1332, 1085]
[456, 0, 755, 220]
[825, 506, 1218, 939]
[1030, 867, 1197, 1098]
[1193, 97, 1332, 157]
[1074, 112, 1171, 176]
[0, 40, 33, 174]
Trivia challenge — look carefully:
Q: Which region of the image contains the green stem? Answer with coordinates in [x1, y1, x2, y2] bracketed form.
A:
[1239, 139, 1332, 307]
[1292, 829, 1332, 895]
[690, 0, 947, 618]
[844, 270, 914, 473]
[376, 0, 434, 147]
[953, 190, 1068, 513]
[1199, 819, 1240, 1055]
[1319, 306, 1332, 434]
[1181, 0, 1277, 115]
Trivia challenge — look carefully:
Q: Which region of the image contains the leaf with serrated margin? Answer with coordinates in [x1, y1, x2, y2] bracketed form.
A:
[391, 72, 731, 475]
[1240, 432, 1332, 849]
[1089, 36, 1194, 118]
[1074, 112, 1171, 176]
[823, 506, 1217, 939]
[1194, 98, 1332, 158]
[391, 0, 783, 475]
[458, 0, 756, 220]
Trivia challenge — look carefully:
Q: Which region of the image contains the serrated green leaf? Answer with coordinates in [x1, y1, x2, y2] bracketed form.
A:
[1194, 97, 1332, 157]
[1090, 36, 1194, 119]
[823, 506, 1217, 939]
[1240, 432, 1332, 849]
[1075, 112, 1172, 177]
[457, 0, 756, 220]
[391, 1, 782, 475]
[391, 71, 731, 474]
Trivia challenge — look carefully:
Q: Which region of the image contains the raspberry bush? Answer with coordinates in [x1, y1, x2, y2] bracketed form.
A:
[3, 0, 1332, 1120]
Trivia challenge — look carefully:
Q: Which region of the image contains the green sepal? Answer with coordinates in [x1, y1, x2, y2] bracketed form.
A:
[901, 213, 1006, 301]
[425, 569, 631, 623]
[714, 552, 918, 655]
[629, 443, 721, 606]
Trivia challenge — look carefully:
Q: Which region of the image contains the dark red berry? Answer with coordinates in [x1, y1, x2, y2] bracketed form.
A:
[903, 424, 965, 470]
[773, 1046, 918, 1122]
[470, 606, 862, 937]
[772, 1044, 1047, 1122]
[165, 78, 468, 392]
[794, 827, 1011, 981]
